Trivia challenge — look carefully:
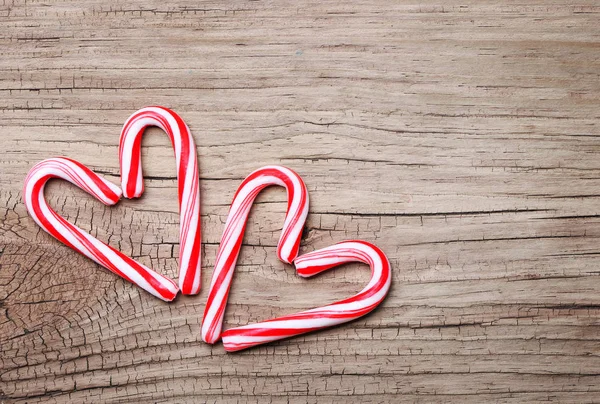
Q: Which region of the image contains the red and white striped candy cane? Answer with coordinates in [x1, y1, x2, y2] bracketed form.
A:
[221, 240, 391, 352]
[23, 157, 179, 301]
[119, 106, 201, 295]
[201, 166, 309, 344]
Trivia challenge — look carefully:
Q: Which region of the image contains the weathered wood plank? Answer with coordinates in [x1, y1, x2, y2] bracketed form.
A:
[1, 0, 600, 402]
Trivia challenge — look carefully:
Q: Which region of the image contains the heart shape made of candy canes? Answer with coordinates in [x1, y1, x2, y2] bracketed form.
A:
[201, 167, 391, 351]
[23, 107, 391, 351]
[221, 240, 391, 352]
[119, 106, 202, 295]
[23, 157, 180, 301]
[201, 165, 309, 344]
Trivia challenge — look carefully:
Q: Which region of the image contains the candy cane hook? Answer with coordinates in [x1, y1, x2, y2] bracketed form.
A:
[119, 106, 202, 295]
[221, 240, 391, 352]
[201, 166, 309, 344]
[23, 157, 179, 301]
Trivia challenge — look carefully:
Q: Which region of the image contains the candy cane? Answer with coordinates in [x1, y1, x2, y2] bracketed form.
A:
[202, 166, 309, 344]
[23, 157, 179, 301]
[119, 106, 201, 295]
[221, 240, 391, 352]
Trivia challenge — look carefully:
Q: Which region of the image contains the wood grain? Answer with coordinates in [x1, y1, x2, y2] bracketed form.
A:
[1, 0, 600, 402]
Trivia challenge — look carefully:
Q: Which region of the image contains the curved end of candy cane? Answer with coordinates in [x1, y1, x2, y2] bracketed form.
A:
[25, 157, 123, 207]
[294, 240, 390, 280]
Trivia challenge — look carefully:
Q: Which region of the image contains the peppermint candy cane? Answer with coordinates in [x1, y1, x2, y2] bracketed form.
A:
[119, 106, 201, 295]
[23, 157, 179, 301]
[202, 166, 309, 344]
[221, 240, 391, 352]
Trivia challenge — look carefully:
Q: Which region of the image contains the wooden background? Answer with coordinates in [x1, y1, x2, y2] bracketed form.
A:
[1, 1, 600, 402]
